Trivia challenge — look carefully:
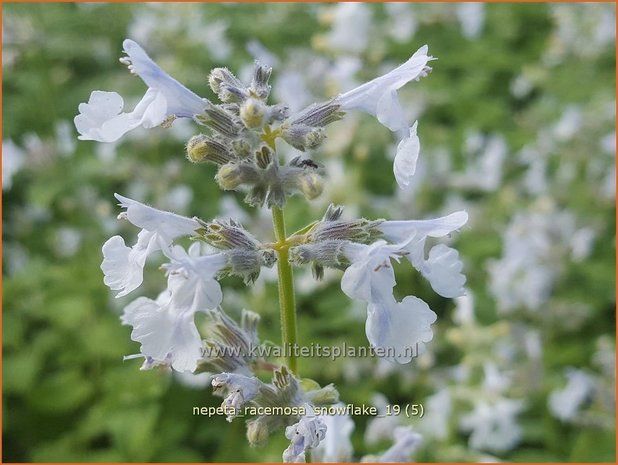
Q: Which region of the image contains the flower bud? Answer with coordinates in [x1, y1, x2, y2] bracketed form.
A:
[306, 383, 340, 406]
[247, 419, 270, 446]
[216, 163, 260, 190]
[322, 203, 344, 221]
[250, 61, 272, 100]
[291, 100, 345, 127]
[209, 68, 240, 94]
[219, 84, 248, 103]
[197, 218, 259, 250]
[297, 172, 324, 200]
[196, 106, 242, 138]
[289, 240, 345, 267]
[240, 98, 267, 129]
[226, 249, 264, 284]
[281, 124, 326, 151]
[240, 309, 261, 339]
[310, 218, 381, 243]
[266, 103, 289, 123]
[186, 134, 233, 165]
[209, 68, 247, 102]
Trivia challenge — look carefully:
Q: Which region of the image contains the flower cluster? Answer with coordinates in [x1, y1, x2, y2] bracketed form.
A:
[78, 39, 466, 461]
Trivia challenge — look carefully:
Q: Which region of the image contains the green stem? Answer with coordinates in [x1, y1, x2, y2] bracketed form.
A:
[272, 205, 299, 375]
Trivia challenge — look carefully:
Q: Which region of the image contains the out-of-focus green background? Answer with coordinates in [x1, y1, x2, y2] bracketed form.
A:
[3, 2, 615, 462]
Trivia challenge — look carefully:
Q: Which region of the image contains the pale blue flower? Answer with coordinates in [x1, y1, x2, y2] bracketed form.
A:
[341, 240, 437, 363]
[548, 369, 594, 421]
[101, 194, 200, 297]
[377, 211, 468, 298]
[163, 243, 228, 314]
[460, 398, 525, 453]
[75, 39, 208, 142]
[212, 373, 262, 421]
[283, 406, 327, 463]
[119, 243, 228, 373]
[313, 407, 355, 462]
[337, 45, 433, 188]
[121, 291, 204, 373]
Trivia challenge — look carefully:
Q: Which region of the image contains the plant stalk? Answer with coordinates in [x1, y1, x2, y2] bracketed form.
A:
[272, 205, 299, 375]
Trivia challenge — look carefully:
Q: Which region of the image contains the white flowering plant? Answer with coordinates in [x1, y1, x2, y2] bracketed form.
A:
[4, 3, 615, 463]
[74, 37, 468, 461]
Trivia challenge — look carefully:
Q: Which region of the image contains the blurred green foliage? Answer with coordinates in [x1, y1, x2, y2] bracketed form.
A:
[3, 2, 615, 462]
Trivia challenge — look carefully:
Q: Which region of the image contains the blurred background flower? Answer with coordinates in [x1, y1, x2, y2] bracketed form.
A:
[3, 2, 615, 462]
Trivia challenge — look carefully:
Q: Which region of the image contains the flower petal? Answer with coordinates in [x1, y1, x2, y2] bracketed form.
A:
[74, 89, 168, 142]
[393, 122, 420, 188]
[123, 39, 208, 117]
[341, 242, 397, 303]
[164, 245, 228, 313]
[114, 193, 201, 241]
[121, 294, 204, 372]
[378, 211, 469, 241]
[365, 295, 436, 364]
[74, 91, 137, 142]
[421, 244, 466, 298]
[338, 45, 432, 116]
[101, 231, 158, 297]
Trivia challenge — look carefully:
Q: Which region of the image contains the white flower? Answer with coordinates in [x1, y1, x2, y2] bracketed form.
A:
[421, 244, 466, 298]
[115, 193, 200, 238]
[101, 231, 157, 297]
[460, 398, 525, 453]
[313, 407, 355, 462]
[117, 242, 227, 372]
[455, 133, 507, 192]
[325, 3, 372, 54]
[341, 240, 402, 305]
[483, 363, 512, 394]
[487, 209, 574, 312]
[377, 211, 468, 298]
[393, 121, 420, 188]
[75, 39, 208, 142]
[456, 3, 486, 40]
[212, 373, 261, 421]
[341, 241, 437, 363]
[74, 90, 166, 142]
[453, 290, 475, 325]
[101, 194, 200, 297]
[123, 352, 173, 371]
[378, 211, 468, 244]
[364, 394, 401, 445]
[337, 46, 431, 133]
[416, 389, 452, 440]
[548, 369, 594, 421]
[121, 291, 204, 373]
[283, 407, 327, 463]
[2, 139, 25, 190]
[337, 45, 433, 188]
[373, 426, 422, 462]
[163, 243, 228, 313]
[366, 296, 436, 363]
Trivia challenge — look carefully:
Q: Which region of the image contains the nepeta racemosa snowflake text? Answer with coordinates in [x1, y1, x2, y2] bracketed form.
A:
[75, 39, 467, 462]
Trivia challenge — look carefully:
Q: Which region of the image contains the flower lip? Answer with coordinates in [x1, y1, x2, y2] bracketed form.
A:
[377, 211, 469, 241]
[330, 45, 434, 189]
[114, 193, 201, 239]
[122, 39, 208, 118]
[336, 45, 434, 124]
